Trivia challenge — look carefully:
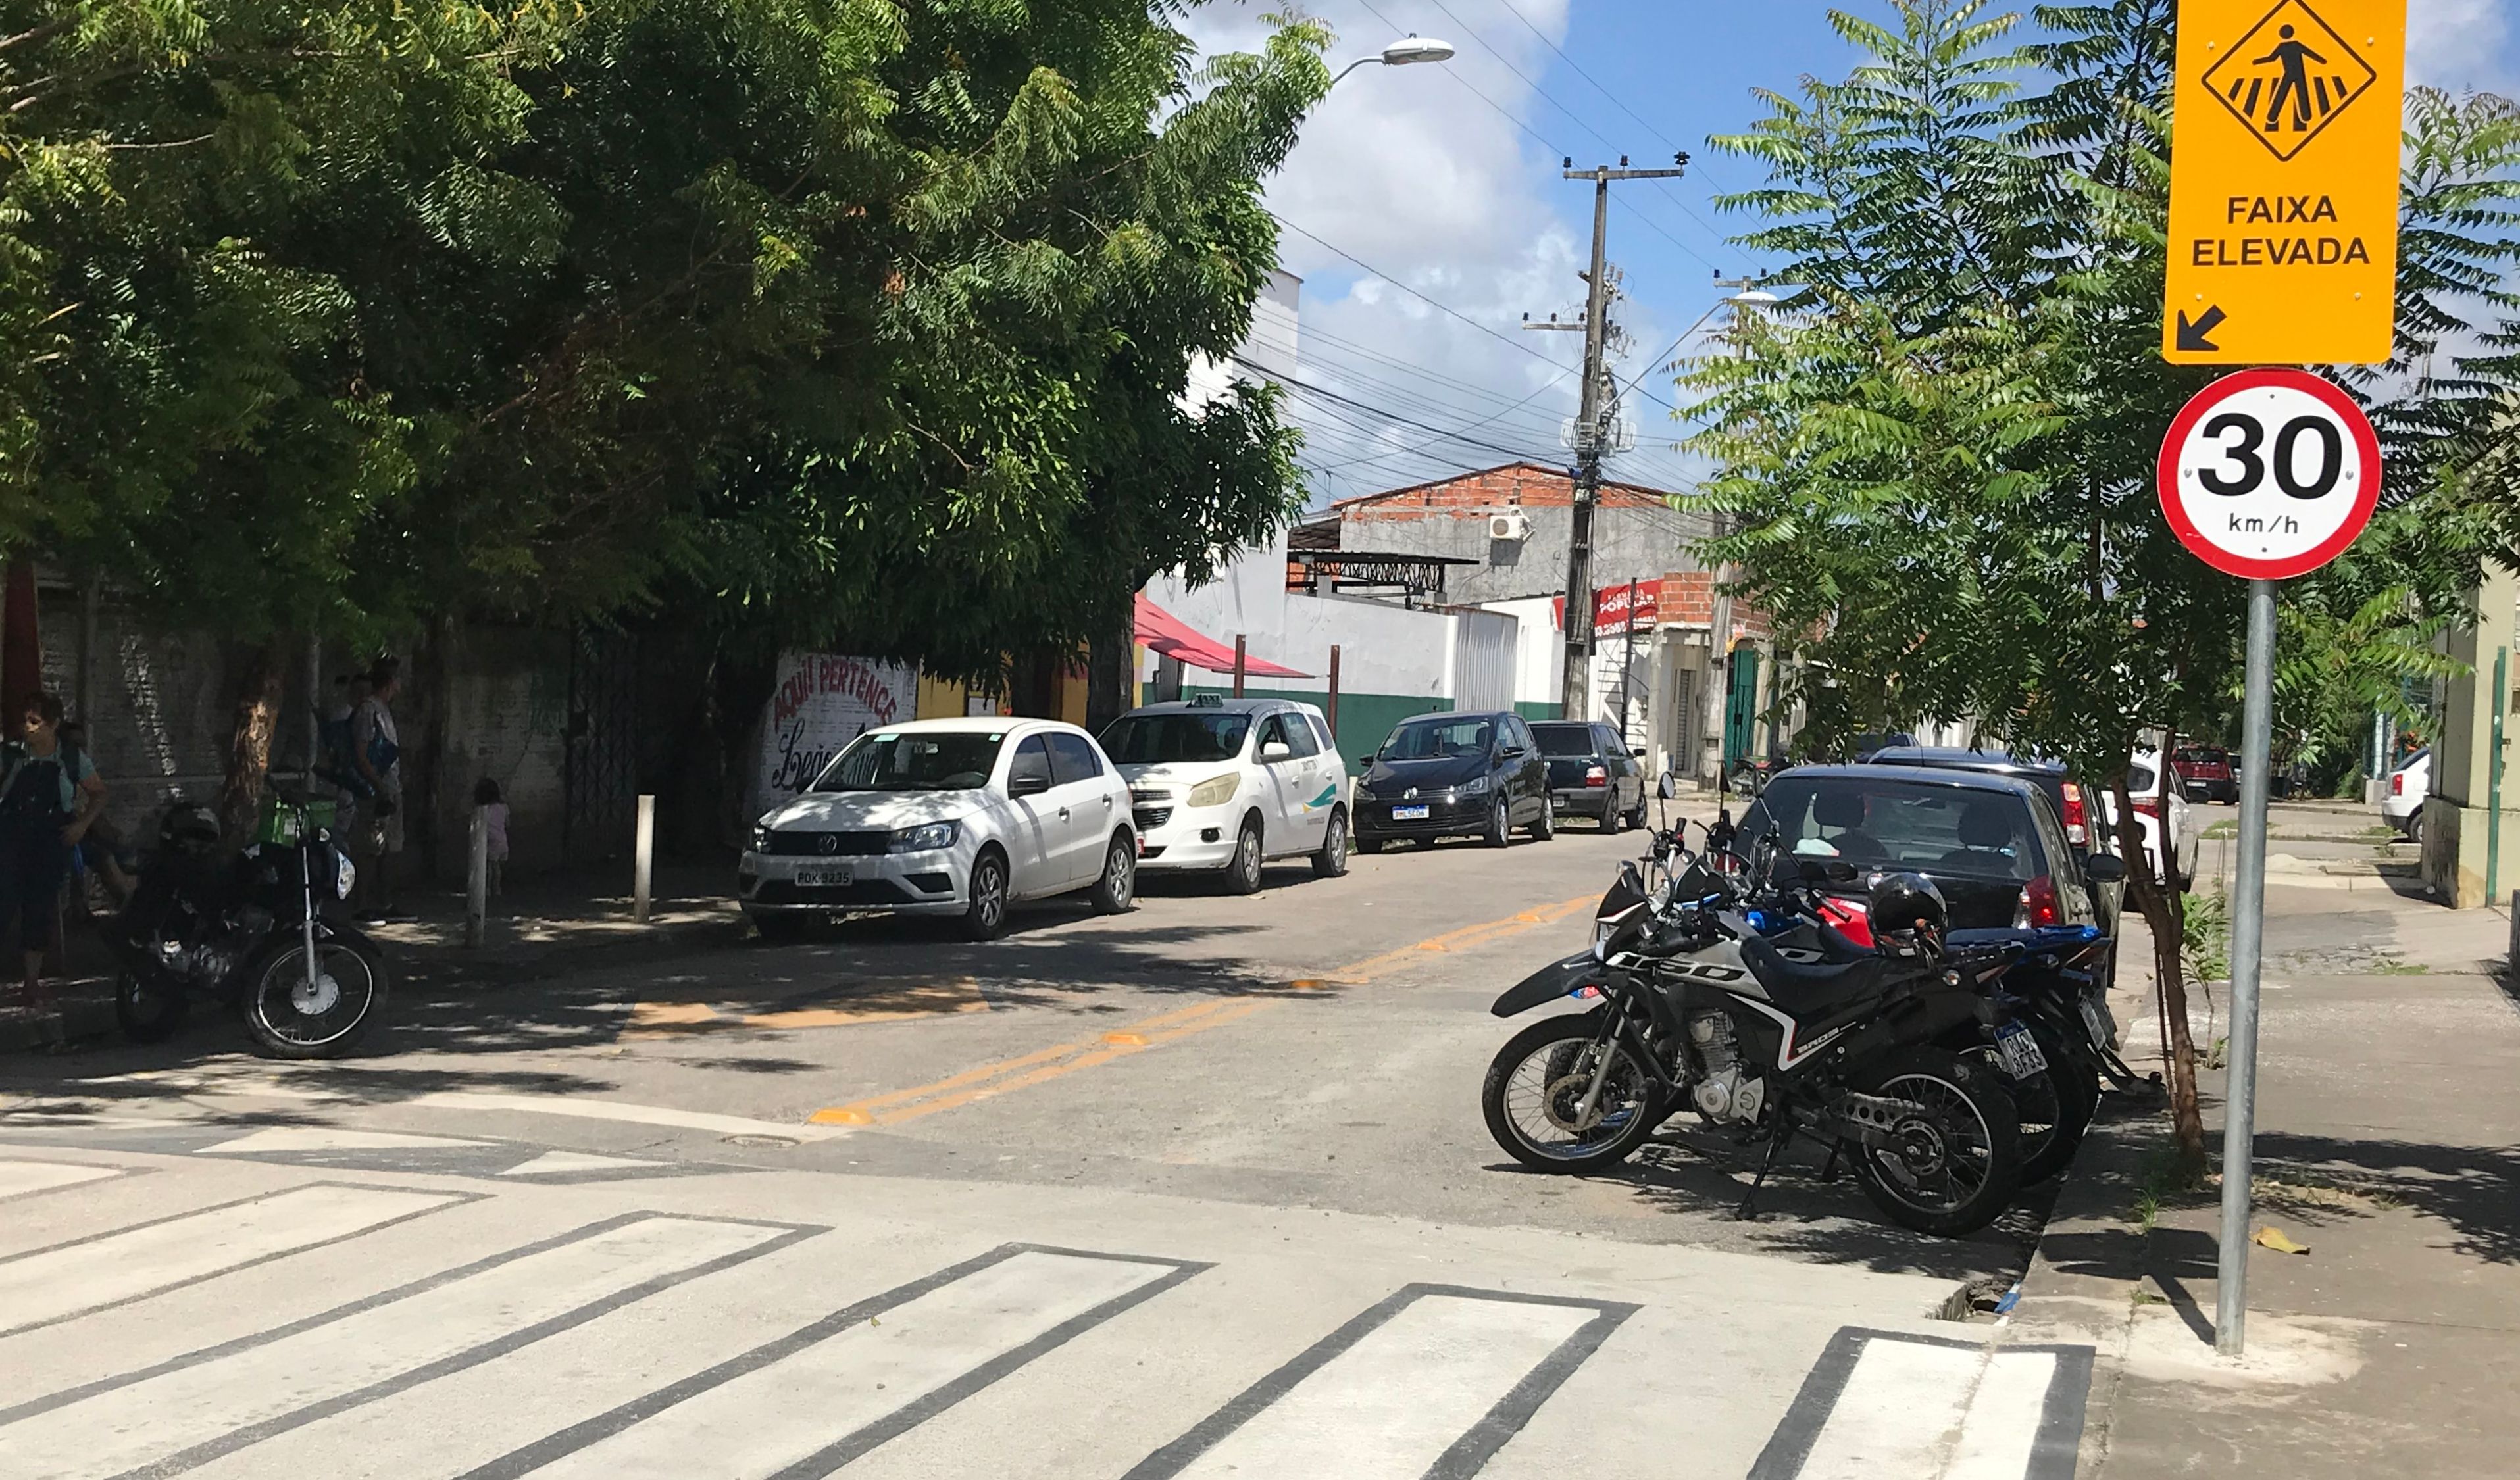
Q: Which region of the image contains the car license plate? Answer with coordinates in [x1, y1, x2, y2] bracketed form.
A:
[1994, 1021, 2048, 1079]
[1392, 804, 1430, 821]
[796, 864, 854, 887]
[2080, 995, 2115, 1051]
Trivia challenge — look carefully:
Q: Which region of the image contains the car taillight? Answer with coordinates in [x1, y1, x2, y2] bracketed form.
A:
[2061, 782, 2087, 845]
[2391, 773, 2405, 796]
[2015, 875, 2061, 927]
[2131, 793, 2160, 816]
[1585, 764, 1607, 787]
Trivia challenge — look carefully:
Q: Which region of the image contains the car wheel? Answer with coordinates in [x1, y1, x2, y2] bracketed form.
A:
[1483, 795, 1512, 848]
[1528, 797, 1555, 841]
[1312, 808, 1350, 878]
[1625, 793, 1650, 829]
[1090, 834, 1136, 914]
[962, 849, 1012, 941]
[1225, 818, 1265, 895]
[1600, 802, 1621, 837]
[2407, 810, 2425, 850]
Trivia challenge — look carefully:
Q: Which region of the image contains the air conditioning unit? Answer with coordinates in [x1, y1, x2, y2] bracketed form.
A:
[1489, 510, 1532, 543]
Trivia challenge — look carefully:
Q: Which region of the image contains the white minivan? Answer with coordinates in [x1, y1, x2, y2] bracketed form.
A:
[740, 718, 1136, 941]
[1101, 697, 1350, 893]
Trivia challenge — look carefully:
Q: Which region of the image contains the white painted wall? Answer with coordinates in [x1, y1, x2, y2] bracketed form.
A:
[1481, 597, 1563, 709]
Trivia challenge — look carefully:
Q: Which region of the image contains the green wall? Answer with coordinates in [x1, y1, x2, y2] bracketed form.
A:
[1171, 685, 1564, 774]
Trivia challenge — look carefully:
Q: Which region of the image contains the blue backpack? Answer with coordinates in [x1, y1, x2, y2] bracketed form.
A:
[315, 709, 398, 797]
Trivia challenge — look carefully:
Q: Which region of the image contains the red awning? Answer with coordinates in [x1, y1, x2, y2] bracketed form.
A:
[1134, 594, 1313, 679]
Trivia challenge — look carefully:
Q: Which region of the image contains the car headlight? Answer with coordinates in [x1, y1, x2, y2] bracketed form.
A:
[889, 821, 959, 853]
[334, 854, 357, 900]
[1453, 774, 1490, 798]
[1186, 774, 1239, 808]
[749, 824, 771, 853]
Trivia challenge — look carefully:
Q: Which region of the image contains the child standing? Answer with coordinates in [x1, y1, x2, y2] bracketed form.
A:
[472, 778, 511, 897]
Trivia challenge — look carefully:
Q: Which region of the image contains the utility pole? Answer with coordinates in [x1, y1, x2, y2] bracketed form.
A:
[1528, 154, 1686, 722]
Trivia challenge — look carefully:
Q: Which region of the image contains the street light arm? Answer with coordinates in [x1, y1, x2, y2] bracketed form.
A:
[1328, 56, 1381, 87]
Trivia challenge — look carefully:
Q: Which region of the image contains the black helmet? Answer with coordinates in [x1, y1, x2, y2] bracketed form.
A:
[159, 801, 220, 852]
[1868, 872, 1947, 956]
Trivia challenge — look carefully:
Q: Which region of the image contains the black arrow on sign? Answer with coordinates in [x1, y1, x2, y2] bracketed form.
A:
[2176, 305, 2228, 353]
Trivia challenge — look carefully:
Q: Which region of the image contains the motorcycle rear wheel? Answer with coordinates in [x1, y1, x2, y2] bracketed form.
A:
[1482, 1011, 1666, 1173]
[114, 972, 191, 1044]
[2008, 1022, 2099, 1186]
[1846, 1048, 2021, 1237]
[239, 932, 390, 1059]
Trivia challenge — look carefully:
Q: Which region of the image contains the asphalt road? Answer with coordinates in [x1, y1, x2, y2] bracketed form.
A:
[0, 821, 2082, 1478]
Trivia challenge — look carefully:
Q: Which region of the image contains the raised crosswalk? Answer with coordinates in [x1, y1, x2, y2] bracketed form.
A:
[0, 1154, 2088, 1480]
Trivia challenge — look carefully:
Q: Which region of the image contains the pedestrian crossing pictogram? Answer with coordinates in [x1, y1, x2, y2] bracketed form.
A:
[2202, 0, 2378, 161]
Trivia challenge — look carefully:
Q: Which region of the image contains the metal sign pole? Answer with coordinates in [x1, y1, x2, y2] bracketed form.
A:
[2215, 576, 2279, 1355]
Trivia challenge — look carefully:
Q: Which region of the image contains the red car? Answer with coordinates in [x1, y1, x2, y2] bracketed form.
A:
[2171, 746, 2238, 804]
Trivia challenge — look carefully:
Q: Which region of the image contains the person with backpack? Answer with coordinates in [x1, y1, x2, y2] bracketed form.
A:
[1, 691, 106, 1007]
[347, 658, 408, 924]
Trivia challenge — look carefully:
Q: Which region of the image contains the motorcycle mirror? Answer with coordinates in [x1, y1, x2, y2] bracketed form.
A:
[1656, 772, 1677, 801]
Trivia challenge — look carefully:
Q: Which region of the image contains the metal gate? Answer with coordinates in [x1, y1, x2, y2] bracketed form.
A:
[563, 628, 638, 862]
[1723, 645, 1761, 771]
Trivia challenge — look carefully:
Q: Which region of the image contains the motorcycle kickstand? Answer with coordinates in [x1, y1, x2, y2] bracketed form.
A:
[1817, 1140, 1844, 1186]
[1735, 1124, 1790, 1222]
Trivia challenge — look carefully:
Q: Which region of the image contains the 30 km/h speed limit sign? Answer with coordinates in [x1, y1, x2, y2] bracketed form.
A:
[2156, 368, 2381, 578]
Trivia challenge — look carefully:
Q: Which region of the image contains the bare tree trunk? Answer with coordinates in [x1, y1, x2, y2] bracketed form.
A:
[2113, 756, 2205, 1170]
[218, 641, 288, 844]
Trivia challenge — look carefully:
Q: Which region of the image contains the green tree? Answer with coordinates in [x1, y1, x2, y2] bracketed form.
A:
[1680, 0, 2520, 1164]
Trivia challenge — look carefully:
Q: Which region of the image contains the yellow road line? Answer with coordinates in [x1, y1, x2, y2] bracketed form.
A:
[806, 891, 1596, 1127]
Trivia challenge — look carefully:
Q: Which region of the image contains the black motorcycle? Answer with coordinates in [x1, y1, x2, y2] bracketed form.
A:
[1478, 822, 2023, 1237]
[111, 793, 390, 1058]
[1951, 923, 2160, 1185]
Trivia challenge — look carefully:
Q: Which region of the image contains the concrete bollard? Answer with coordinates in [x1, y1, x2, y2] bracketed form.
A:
[634, 794, 656, 924]
[466, 806, 489, 948]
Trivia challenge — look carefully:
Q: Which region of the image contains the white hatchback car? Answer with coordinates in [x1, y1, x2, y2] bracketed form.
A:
[740, 718, 1135, 941]
[2113, 748, 2200, 883]
[2381, 748, 2430, 845]
[1099, 698, 1350, 893]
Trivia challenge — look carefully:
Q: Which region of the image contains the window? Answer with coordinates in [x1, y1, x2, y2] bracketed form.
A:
[1007, 736, 1053, 792]
[1254, 714, 1292, 760]
[1044, 732, 1103, 785]
[1100, 711, 1250, 764]
[1308, 714, 1337, 754]
[1502, 716, 1534, 752]
[1382, 716, 1495, 761]
[1745, 777, 2043, 881]
[1596, 724, 1630, 758]
[1531, 724, 1595, 758]
[814, 731, 1006, 793]
[1276, 712, 1321, 759]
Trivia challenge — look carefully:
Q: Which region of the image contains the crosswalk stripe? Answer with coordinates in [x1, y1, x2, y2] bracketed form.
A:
[0, 1212, 805, 1480]
[465, 1244, 1201, 1480]
[0, 1159, 120, 1201]
[1125, 1284, 1635, 1480]
[1748, 1329, 2092, 1480]
[0, 1183, 463, 1336]
[199, 1127, 489, 1155]
[496, 1150, 664, 1177]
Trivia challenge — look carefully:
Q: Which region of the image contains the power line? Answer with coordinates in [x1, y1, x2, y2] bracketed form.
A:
[1487, 0, 1741, 194]
[1271, 215, 1571, 370]
[1256, 359, 1563, 463]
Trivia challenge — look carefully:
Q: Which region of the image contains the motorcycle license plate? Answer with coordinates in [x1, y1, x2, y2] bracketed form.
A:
[1994, 1022, 2048, 1079]
[796, 864, 855, 887]
[1392, 805, 1430, 820]
[2080, 995, 2117, 1051]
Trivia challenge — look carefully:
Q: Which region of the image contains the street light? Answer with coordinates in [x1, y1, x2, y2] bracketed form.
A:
[1330, 36, 1458, 87]
[1726, 287, 1780, 309]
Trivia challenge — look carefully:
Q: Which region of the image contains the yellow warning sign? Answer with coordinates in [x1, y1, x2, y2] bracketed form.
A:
[2163, 0, 2406, 364]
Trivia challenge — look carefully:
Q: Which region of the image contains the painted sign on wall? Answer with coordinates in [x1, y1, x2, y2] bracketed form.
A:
[756, 653, 917, 808]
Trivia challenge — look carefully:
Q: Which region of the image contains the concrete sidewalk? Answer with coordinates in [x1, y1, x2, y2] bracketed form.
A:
[2006, 860, 2520, 1477]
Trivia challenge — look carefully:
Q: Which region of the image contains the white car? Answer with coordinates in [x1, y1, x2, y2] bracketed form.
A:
[1100, 698, 1350, 893]
[2109, 749, 2199, 884]
[2381, 748, 2430, 845]
[739, 718, 1136, 941]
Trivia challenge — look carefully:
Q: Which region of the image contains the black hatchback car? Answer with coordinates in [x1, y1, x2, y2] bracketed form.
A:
[1529, 720, 1648, 833]
[1353, 710, 1552, 852]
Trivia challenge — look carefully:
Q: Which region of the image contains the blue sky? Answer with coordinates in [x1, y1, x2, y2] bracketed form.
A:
[1183, 1, 2520, 505]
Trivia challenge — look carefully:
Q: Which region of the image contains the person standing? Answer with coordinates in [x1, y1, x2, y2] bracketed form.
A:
[349, 658, 409, 924]
[0, 692, 105, 1006]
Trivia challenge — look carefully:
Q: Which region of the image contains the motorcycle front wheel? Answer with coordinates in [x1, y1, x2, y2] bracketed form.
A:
[1846, 1048, 2021, 1237]
[114, 971, 191, 1044]
[1482, 1010, 1666, 1173]
[239, 931, 390, 1059]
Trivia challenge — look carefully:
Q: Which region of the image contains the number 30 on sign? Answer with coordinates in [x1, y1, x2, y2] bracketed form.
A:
[2156, 368, 2381, 579]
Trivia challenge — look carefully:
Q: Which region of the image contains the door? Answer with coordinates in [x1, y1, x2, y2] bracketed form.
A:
[1596, 723, 1638, 816]
[1723, 645, 1761, 772]
[1042, 730, 1118, 887]
[1275, 711, 1340, 851]
[1501, 715, 1545, 825]
[1002, 735, 1061, 895]
[1250, 714, 1311, 854]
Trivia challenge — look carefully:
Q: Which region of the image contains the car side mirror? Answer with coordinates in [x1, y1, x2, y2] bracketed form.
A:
[1008, 773, 1051, 799]
[2084, 854, 2127, 883]
[1657, 773, 1678, 800]
[1501, 745, 1525, 759]
[1631, 747, 1648, 758]
[1259, 741, 1291, 761]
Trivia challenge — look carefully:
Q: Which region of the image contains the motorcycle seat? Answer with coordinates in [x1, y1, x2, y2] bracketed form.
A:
[1738, 933, 1890, 1016]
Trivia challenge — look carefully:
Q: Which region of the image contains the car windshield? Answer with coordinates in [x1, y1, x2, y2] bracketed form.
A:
[1099, 712, 1251, 765]
[1530, 725, 1596, 758]
[1746, 777, 2042, 881]
[813, 731, 1003, 792]
[1382, 716, 1494, 761]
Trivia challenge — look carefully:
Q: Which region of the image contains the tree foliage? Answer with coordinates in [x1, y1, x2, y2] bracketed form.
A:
[3, 0, 1329, 675]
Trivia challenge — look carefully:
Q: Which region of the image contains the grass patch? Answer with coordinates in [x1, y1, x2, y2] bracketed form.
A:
[2203, 820, 2239, 840]
[2130, 1146, 2211, 1231]
[2371, 958, 2430, 977]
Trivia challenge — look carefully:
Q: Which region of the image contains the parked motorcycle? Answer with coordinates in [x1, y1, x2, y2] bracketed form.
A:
[1478, 805, 2025, 1236]
[111, 792, 390, 1058]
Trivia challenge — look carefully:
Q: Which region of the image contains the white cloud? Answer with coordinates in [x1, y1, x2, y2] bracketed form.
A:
[1178, 1, 1692, 503]
[2407, 0, 2515, 93]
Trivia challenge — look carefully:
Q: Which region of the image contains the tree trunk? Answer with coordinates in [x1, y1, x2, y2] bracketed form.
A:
[1084, 606, 1134, 735]
[218, 641, 288, 844]
[2113, 762, 2205, 1170]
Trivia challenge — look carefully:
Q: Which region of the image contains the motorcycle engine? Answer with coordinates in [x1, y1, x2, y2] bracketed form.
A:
[1688, 1012, 1767, 1125]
